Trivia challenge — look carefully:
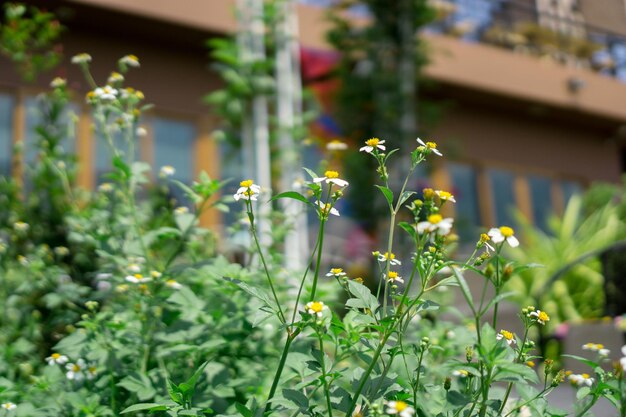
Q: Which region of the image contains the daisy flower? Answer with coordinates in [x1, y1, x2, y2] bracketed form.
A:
[487, 226, 519, 248]
[119, 54, 140, 68]
[359, 137, 386, 153]
[317, 201, 340, 217]
[496, 330, 516, 346]
[416, 138, 442, 156]
[125, 273, 152, 284]
[326, 268, 346, 277]
[71, 53, 92, 64]
[305, 301, 328, 318]
[313, 170, 349, 188]
[568, 373, 594, 387]
[435, 190, 456, 203]
[66, 359, 87, 380]
[165, 279, 183, 290]
[234, 179, 261, 201]
[374, 251, 401, 265]
[529, 309, 550, 325]
[386, 400, 415, 417]
[1, 403, 16, 411]
[417, 214, 454, 236]
[326, 139, 348, 151]
[159, 165, 176, 178]
[386, 271, 404, 284]
[46, 353, 69, 366]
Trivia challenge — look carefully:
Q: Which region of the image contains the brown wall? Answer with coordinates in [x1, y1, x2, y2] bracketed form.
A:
[433, 100, 622, 183]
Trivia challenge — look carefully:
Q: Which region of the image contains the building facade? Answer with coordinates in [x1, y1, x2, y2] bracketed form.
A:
[1, 0, 626, 235]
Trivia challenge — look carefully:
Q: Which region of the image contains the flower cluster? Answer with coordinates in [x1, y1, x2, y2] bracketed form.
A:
[582, 342, 610, 356]
[567, 372, 594, 387]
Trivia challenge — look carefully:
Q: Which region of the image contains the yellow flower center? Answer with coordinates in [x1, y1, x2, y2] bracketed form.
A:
[384, 252, 395, 260]
[72, 364, 81, 372]
[134, 273, 143, 279]
[395, 401, 408, 412]
[240, 179, 254, 188]
[309, 302, 324, 313]
[538, 311, 550, 322]
[89, 366, 97, 374]
[480, 233, 490, 243]
[127, 54, 138, 62]
[365, 138, 380, 147]
[325, 170, 339, 179]
[166, 279, 177, 286]
[354, 277, 364, 284]
[526, 361, 535, 368]
[499, 226, 514, 237]
[438, 191, 453, 200]
[500, 330, 514, 340]
[51, 353, 61, 359]
[426, 141, 437, 149]
[582, 373, 590, 379]
[596, 344, 604, 349]
[388, 271, 398, 279]
[428, 214, 443, 224]
[330, 268, 343, 274]
[244, 189, 255, 197]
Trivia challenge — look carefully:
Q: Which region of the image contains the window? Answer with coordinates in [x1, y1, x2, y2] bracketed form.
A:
[0, 93, 14, 176]
[487, 168, 516, 227]
[561, 180, 583, 206]
[528, 175, 553, 232]
[153, 117, 196, 205]
[448, 162, 481, 240]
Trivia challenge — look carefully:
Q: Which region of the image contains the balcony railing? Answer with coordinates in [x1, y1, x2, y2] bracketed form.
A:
[300, 0, 626, 81]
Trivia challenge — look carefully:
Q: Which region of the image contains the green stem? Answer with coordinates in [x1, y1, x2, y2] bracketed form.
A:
[499, 327, 530, 414]
[309, 220, 326, 301]
[317, 332, 334, 417]
[247, 201, 286, 324]
[574, 395, 598, 417]
[264, 335, 294, 415]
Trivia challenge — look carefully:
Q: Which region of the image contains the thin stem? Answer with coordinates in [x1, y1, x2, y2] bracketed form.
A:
[574, 395, 598, 417]
[499, 327, 530, 414]
[317, 332, 334, 417]
[248, 203, 286, 324]
[309, 219, 326, 301]
[492, 246, 503, 329]
[264, 335, 294, 414]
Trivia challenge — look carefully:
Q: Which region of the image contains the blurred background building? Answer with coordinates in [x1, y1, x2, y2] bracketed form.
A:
[2, 0, 626, 238]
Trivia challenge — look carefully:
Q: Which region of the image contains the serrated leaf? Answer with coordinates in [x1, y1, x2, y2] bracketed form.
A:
[281, 388, 309, 410]
[398, 221, 417, 240]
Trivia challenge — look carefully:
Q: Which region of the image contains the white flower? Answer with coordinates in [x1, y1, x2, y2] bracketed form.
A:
[359, 138, 386, 153]
[529, 309, 550, 325]
[136, 126, 147, 137]
[312, 170, 349, 187]
[125, 274, 152, 283]
[386, 400, 415, 417]
[174, 206, 190, 215]
[374, 251, 401, 265]
[127, 263, 141, 273]
[435, 190, 456, 203]
[582, 343, 609, 356]
[305, 301, 328, 318]
[326, 268, 346, 277]
[107, 72, 124, 84]
[93, 86, 117, 101]
[50, 77, 66, 88]
[496, 330, 516, 346]
[1, 403, 16, 411]
[119, 54, 140, 68]
[66, 359, 87, 380]
[316, 201, 340, 217]
[98, 182, 114, 193]
[620, 346, 626, 369]
[13, 221, 29, 232]
[165, 279, 183, 290]
[452, 369, 469, 378]
[416, 214, 454, 236]
[71, 53, 92, 64]
[568, 373, 594, 387]
[326, 139, 348, 151]
[234, 180, 261, 201]
[416, 138, 442, 156]
[46, 352, 69, 366]
[86, 364, 97, 380]
[386, 271, 404, 284]
[487, 226, 519, 248]
[159, 165, 176, 178]
[518, 405, 532, 417]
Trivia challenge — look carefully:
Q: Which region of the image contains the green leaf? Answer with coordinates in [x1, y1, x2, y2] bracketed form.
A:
[281, 388, 309, 411]
[398, 222, 416, 240]
[180, 361, 208, 396]
[452, 268, 475, 314]
[576, 386, 591, 400]
[480, 291, 517, 315]
[398, 190, 416, 206]
[270, 191, 311, 207]
[561, 354, 599, 370]
[493, 363, 538, 384]
[347, 280, 379, 312]
[175, 212, 197, 232]
[374, 185, 393, 208]
[120, 403, 168, 414]
[167, 379, 184, 405]
[302, 167, 318, 180]
[117, 373, 157, 401]
[223, 276, 275, 311]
